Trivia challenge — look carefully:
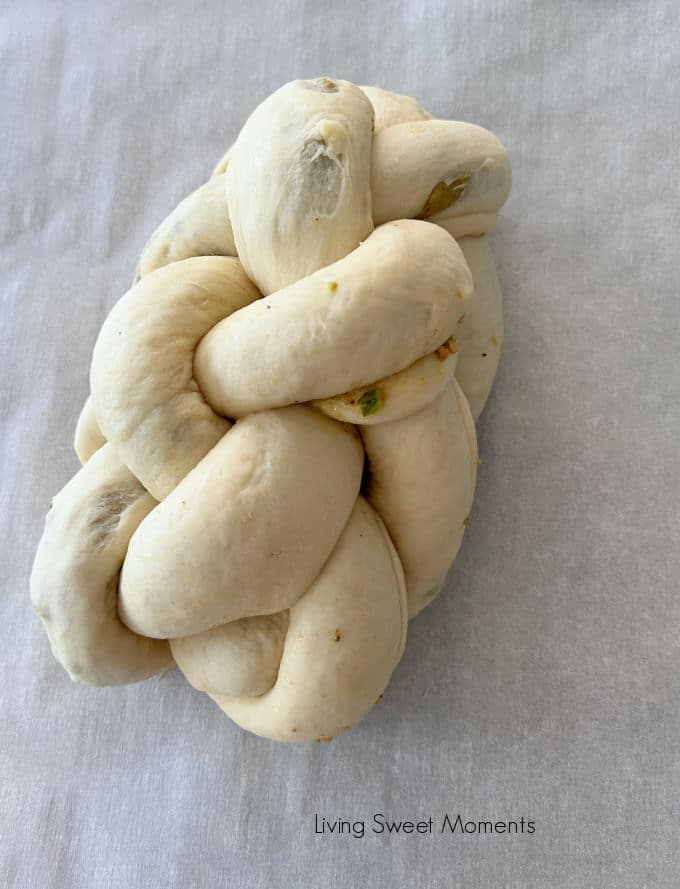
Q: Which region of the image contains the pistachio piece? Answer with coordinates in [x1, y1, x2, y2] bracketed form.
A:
[416, 174, 470, 219]
[318, 77, 338, 91]
[358, 388, 384, 416]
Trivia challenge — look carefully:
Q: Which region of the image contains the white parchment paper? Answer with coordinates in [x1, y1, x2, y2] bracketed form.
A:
[2, 1, 679, 886]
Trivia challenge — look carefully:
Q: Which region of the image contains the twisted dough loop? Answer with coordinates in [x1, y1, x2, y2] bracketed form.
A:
[31, 78, 511, 743]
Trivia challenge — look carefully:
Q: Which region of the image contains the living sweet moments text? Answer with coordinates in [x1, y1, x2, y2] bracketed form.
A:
[313, 814, 536, 839]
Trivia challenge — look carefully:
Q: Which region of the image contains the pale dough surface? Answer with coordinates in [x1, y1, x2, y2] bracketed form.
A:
[2, 2, 679, 888]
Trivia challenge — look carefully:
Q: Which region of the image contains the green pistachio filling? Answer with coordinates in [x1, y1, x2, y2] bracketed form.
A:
[357, 388, 383, 416]
[417, 174, 470, 218]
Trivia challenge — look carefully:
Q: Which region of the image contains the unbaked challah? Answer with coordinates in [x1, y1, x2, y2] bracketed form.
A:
[31, 77, 511, 743]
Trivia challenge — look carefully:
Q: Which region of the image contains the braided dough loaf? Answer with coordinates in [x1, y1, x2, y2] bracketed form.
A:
[31, 78, 511, 743]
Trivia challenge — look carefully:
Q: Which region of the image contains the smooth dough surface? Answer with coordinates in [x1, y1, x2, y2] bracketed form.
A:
[372, 120, 511, 236]
[454, 236, 504, 420]
[211, 145, 232, 179]
[314, 345, 458, 425]
[30, 445, 173, 686]
[136, 175, 236, 280]
[171, 611, 289, 698]
[119, 406, 364, 639]
[91, 255, 260, 500]
[74, 395, 106, 464]
[195, 219, 472, 418]
[227, 77, 374, 295]
[213, 497, 408, 743]
[360, 84, 431, 131]
[362, 378, 478, 617]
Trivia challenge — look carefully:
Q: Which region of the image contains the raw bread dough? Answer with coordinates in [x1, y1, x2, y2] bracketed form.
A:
[31, 78, 511, 743]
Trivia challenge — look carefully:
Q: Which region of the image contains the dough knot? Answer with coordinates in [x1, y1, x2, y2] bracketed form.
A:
[30, 79, 511, 742]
